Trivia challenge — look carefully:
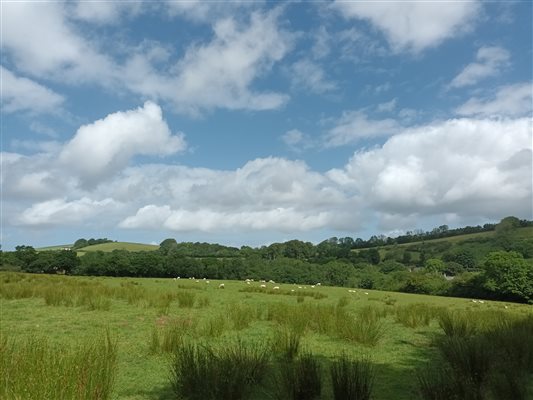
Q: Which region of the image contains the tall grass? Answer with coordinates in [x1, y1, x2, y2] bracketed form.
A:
[170, 339, 270, 400]
[395, 303, 439, 328]
[418, 314, 533, 400]
[1, 333, 117, 400]
[227, 303, 257, 330]
[271, 327, 302, 361]
[438, 309, 478, 337]
[336, 306, 385, 346]
[330, 354, 374, 400]
[276, 351, 322, 400]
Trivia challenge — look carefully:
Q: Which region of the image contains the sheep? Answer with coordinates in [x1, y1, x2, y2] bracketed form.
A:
[195, 280, 200, 283]
[247, 281, 251, 285]
[273, 286, 280, 290]
[206, 281, 210, 284]
[316, 283, 321, 286]
[260, 284, 266, 288]
[364, 292, 369, 295]
[311, 285, 315, 288]
[219, 283, 225, 289]
[479, 300, 485, 304]
[269, 280, 275, 284]
[298, 286, 302, 289]
[472, 300, 478, 303]
[291, 289, 295, 292]
[245, 279, 251, 282]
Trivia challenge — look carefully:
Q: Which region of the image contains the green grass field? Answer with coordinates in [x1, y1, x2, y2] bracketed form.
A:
[1, 272, 532, 400]
[36, 244, 74, 251]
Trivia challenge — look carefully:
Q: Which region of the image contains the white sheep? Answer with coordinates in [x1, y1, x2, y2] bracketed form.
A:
[316, 283, 321, 286]
[260, 284, 266, 288]
[311, 285, 315, 288]
[472, 300, 478, 303]
[273, 286, 280, 290]
[269, 280, 275, 284]
[206, 281, 210, 284]
[364, 292, 369, 295]
[298, 286, 302, 289]
[219, 283, 225, 289]
[479, 300, 485, 304]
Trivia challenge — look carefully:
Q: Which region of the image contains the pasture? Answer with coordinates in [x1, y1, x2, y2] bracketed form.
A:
[1, 272, 532, 400]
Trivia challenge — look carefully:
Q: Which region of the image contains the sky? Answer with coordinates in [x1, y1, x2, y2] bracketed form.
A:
[1, 1, 532, 250]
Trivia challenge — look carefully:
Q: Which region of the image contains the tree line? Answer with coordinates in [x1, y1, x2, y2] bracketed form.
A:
[1, 217, 532, 303]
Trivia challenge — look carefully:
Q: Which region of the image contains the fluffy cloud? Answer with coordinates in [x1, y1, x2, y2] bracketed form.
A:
[325, 111, 400, 147]
[120, 206, 333, 232]
[0, 66, 64, 114]
[2, 3, 291, 114]
[329, 117, 532, 218]
[2, 2, 114, 83]
[456, 82, 532, 117]
[450, 46, 510, 88]
[123, 10, 292, 114]
[332, 1, 480, 52]
[59, 102, 186, 186]
[16, 198, 118, 227]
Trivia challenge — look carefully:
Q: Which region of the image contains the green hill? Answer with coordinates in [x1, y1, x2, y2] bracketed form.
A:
[77, 242, 159, 253]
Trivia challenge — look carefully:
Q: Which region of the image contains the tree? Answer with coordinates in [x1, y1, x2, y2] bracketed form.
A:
[73, 238, 88, 249]
[425, 258, 446, 274]
[482, 251, 533, 303]
[159, 238, 178, 255]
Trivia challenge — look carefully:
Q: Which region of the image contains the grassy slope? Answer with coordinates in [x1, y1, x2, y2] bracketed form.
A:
[358, 226, 533, 251]
[78, 242, 159, 253]
[2, 273, 531, 400]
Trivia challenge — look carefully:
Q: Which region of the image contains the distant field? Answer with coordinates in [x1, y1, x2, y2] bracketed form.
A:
[1, 272, 531, 400]
[78, 242, 159, 254]
[36, 244, 74, 251]
[356, 226, 533, 251]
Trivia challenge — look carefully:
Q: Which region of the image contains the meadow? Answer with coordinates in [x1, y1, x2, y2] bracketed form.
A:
[1, 272, 532, 400]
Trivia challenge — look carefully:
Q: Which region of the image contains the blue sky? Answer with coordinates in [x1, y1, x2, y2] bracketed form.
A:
[1, 1, 532, 250]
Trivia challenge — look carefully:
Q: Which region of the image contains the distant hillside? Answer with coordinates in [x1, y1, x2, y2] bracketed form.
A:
[362, 226, 533, 264]
[36, 244, 73, 251]
[77, 242, 159, 254]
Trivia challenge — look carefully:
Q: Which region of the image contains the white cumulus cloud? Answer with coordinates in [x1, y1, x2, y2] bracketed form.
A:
[330, 117, 532, 218]
[59, 101, 186, 186]
[332, 1, 480, 53]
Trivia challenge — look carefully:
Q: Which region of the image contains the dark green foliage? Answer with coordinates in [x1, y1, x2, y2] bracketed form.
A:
[482, 251, 533, 303]
[271, 327, 302, 361]
[330, 354, 374, 400]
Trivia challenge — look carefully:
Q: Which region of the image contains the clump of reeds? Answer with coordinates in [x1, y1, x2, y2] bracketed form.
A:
[330, 353, 374, 400]
[170, 339, 270, 400]
[1, 333, 117, 400]
[276, 351, 322, 400]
